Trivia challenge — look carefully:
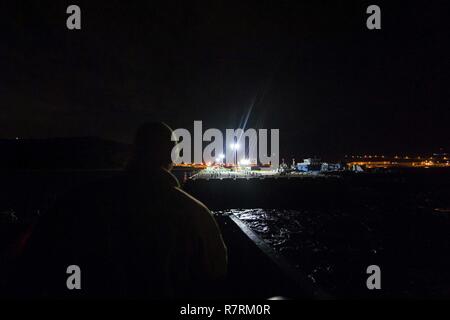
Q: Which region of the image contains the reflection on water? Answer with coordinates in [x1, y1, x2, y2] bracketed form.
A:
[215, 208, 382, 296]
[214, 208, 450, 297]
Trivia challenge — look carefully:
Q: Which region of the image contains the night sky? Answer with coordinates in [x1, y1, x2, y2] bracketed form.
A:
[2, 1, 449, 159]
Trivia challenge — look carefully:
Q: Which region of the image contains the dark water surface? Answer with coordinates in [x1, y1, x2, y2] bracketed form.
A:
[213, 205, 450, 298]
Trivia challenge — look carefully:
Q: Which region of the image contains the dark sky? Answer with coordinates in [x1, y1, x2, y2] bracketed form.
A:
[1, 1, 449, 158]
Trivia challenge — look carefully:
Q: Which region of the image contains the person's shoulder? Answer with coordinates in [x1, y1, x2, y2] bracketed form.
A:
[169, 187, 223, 239]
[170, 187, 215, 222]
[171, 187, 209, 211]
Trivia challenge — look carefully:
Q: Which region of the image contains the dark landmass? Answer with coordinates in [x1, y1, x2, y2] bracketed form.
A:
[0, 138, 130, 171]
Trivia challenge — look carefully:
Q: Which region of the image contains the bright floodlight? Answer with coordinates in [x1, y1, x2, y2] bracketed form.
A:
[239, 159, 251, 165]
[219, 154, 225, 159]
[230, 143, 240, 150]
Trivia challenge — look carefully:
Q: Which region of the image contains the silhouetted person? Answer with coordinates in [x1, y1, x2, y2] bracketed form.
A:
[12, 122, 227, 298]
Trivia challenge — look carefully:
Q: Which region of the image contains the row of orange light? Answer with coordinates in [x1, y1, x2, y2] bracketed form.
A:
[348, 155, 447, 160]
[348, 160, 450, 167]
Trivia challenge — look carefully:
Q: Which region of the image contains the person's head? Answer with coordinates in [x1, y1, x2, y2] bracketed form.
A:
[128, 122, 176, 172]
